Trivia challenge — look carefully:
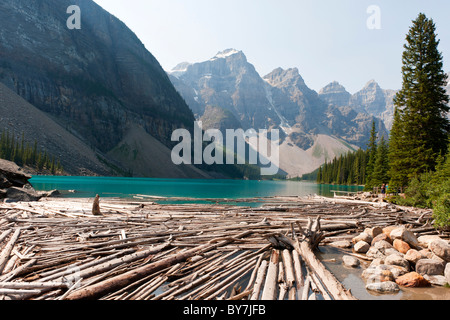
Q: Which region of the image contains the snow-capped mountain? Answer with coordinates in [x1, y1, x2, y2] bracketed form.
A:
[168, 49, 389, 177]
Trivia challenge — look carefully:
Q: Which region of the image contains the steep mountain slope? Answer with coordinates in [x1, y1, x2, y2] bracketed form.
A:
[0, 83, 110, 175]
[168, 49, 387, 177]
[0, 0, 206, 177]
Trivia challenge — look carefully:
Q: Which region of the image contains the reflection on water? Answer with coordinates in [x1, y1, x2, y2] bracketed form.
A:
[318, 246, 450, 300]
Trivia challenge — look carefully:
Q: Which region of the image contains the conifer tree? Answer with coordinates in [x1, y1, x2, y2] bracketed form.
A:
[392, 13, 450, 185]
[365, 121, 378, 190]
[371, 136, 390, 187]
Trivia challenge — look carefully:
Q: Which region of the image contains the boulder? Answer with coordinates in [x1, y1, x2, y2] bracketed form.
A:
[385, 254, 410, 270]
[393, 239, 411, 254]
[0, 159, 32, 187]
[424, 275, 448, 286]
[382, 226, 397, 238]
[366, 270, 395, 284]
[366, 246, 385, 259]
[343, 255, 360, 268]
[429, 240, 450, 262]
[373, 240, 393, 250]
[6, 186, 42, 202]
[418, 235, 443, 248]
[364, 227, 383, 239]
[445, 263, 450, 285]
[372, 233, 392, 246]
[415, 259, 445, 276]
[354, 241, 371, 254]
[396, 272, 431, 288]
[389, 227, 420, 249]
[405, 249, 426, 265]
[352, 232, 372, 245]
[366, 281, 400, 294]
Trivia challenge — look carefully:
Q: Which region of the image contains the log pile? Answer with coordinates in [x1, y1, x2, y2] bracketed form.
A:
[0, 195, 446, 300]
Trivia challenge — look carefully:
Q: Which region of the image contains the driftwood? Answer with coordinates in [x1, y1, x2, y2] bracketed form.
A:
[0, 195, 445, 300]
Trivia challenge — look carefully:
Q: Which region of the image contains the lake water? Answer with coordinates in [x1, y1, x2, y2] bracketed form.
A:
[29, 176, 363, 201]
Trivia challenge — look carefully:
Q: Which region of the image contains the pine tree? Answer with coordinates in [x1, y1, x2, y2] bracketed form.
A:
[365, 121, 378, 190]
[389, 108, 409, 190]
[371, 136, 390, 187]
[392, 13, 450, 184]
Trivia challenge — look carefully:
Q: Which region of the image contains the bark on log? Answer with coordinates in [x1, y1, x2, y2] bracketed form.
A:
[0, 229, 21, 274]
[65, 231, 252, 300]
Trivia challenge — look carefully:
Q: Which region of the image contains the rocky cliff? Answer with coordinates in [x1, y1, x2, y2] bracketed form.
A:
[168, 49, 389, 177]
[0, 0, 212, 178]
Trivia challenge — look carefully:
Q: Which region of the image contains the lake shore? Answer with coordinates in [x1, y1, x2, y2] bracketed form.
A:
[0, 195, 449, 300]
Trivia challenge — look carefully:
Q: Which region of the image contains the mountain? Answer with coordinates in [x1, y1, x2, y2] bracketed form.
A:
[0, 82, 110, 175]
[168, 49, 280, 130]
[0, 0, 212, 178]
[168, 49, 388, 177]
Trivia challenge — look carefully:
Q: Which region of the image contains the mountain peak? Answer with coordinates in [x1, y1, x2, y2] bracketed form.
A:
[210, 49, 244, 61]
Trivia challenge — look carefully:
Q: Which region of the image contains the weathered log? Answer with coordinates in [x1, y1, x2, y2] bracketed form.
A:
[65, 231, 252, 300]
[0, 229, 21, 274]
[261, 250, 279, 300]
[271, 233, 356, 300]
[249, 260, 267, 300]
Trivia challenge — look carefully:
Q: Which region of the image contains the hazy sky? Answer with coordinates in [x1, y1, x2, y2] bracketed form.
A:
[93, 0, 450, 94]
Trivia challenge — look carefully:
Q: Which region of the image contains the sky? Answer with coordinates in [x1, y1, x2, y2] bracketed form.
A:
[93, 0, 450, 94]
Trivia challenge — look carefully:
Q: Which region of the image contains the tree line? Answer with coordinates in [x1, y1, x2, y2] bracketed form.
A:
[0, 130, 63, 174]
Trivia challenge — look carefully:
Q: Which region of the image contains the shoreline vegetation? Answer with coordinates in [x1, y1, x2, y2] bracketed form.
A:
[0, 195, 448, 300]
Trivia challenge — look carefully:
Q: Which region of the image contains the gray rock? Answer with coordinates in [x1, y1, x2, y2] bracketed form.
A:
[354, 241, 371, 254]
[0, 159, 32, 188]
[423, 275, 448, 286]
[429, 240, 450, 262]
[415, 259, 445, 276]
[385, 254, 410, 270]
[342, 255, 360, 268]
[6, 186, 42, 202]
[366, 281, 400, 294]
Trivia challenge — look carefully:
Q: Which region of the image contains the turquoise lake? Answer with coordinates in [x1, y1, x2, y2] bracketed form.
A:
[29, 176, 364, 201]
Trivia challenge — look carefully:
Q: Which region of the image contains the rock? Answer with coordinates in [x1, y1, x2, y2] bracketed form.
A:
[372, 233, 392, 246]
[415, 259, 445, 276]
[364, 227, 383, 239]
[418, 235, 443, 248]
[424, 275, 448, 286]
[366, 281, 400, 294]
[352, 232, 372, 245]
[354, 241, 371, 254]
[6, 186, 42, 202]
[445, 263, 450, 285]
[373, 240, 394, 250]
[366, 246, 385, 259]
[385, 254, 410, 270]
[389, 265, 409, 278]
[366, 270, 395, 284]
[0, 159, 32, 188]
[429, 240, 450, 262]
[396, 272, 431, 288]
[389, 227, 420, 250]
[343, 255, 360, 268]
[405, 249, 426, 265]
[393, 239, 411, 254]
[382, 226, 397, 238]
[329, 240, 352, 249]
